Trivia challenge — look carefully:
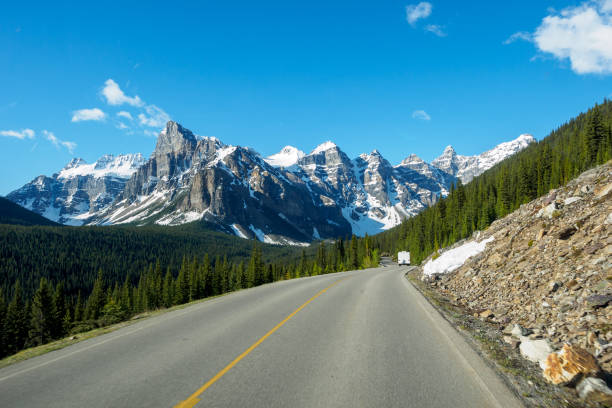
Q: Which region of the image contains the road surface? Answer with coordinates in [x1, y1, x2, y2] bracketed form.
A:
[0, 266, 523, 407]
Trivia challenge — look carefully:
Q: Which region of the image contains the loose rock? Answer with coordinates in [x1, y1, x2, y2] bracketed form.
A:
[576, 377, 612, 405]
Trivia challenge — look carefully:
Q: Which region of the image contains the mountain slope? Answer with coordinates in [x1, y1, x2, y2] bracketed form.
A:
[91, 122, 352, 244]
[7, 123, 534, 241]
[0, 196, 58, 226]
[7, 154, 145, 225]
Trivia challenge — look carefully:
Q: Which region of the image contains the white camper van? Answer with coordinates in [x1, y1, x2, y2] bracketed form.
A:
[397, 251, 410, 265]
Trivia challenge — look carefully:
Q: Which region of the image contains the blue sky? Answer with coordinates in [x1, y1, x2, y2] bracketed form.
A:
[1, 0, 612, 194]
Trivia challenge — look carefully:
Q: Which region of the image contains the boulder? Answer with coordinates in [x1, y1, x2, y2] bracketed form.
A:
[563, 196, 582, 206]
[595, 182, 612, 199]
[537, 203, 559, 219]
[585, 294, 612, 309]
[576, 377, 612, 405]
[542, 344, 601, 385]
[511, 324, 532, 338]
[519, 337, 552, 369]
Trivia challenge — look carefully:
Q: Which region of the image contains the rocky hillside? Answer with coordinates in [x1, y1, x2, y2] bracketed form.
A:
[423, 161, 612, 405]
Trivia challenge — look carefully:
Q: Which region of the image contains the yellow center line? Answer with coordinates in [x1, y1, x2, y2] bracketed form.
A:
[173, 277, 347, 408]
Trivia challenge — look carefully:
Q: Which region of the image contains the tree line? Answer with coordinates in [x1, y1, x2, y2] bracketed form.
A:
[0, 237, 380, 359]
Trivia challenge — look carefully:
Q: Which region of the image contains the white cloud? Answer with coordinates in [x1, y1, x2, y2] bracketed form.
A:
[72, 108, 106, 122]
[504, 31, 532, 44]
[117, 111, 133, 120]
[510, 1, 612, 74]
[101, 79, 143, 106]
[600, 0, 612, 12]
[0, 128, 35, 139]
[43, 130, 76, 154]
[82, 79, 171, 135]
[425, 24, 446, 37]
[412, 110, 431, 121]
[138, 105, 171, 127]
[406, 2, 432, 26]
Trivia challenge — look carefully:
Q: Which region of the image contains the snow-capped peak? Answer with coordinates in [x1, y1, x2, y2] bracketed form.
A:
[311, 141, 337, 155]
[264, 146, 305, 168]
[64, 158, 87, 169]
[432, 134, 535, 183]
[478, 134, 535, 168]
[397, 153, 426, 167]
[57, 153, 146, 180]
[441, 145, 456, 155]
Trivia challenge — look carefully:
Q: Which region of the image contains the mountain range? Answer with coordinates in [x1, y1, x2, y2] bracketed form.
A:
[6, 121, 534, 244]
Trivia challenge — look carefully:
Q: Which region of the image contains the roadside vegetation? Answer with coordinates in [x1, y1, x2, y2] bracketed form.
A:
[0, 232, 380, 360]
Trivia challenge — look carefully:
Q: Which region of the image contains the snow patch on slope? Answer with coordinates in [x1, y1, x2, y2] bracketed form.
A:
[423, 236, 494, 276]
[58, 154, 145, 179]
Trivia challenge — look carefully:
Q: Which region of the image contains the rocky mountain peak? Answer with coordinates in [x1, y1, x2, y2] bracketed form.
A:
[398, 154, 426, 167]
[8, 125, 534, 239]
[64, 158, 87, 169]
[441, 145, 456, 156]
[154, 121, 197, 156]
[432, 135, 535, 183]
[310, 141, 338, 155]
[517, 133, 535, 143]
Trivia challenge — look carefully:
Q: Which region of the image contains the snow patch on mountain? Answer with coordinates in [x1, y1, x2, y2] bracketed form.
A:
[432, 134, 535, 183]
[265, 146, 305, 168]
[311, 141, 337, 155]
[58, 154, 145, 179]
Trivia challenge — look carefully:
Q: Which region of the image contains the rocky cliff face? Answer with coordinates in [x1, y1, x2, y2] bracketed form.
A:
[94, 122, 352, 244]
[8, 121, 533, 243]
[424, 161, 612, 404]
[6, 154, 145, 225]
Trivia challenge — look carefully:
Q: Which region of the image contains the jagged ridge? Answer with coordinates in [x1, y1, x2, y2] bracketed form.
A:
[7, 122, 534, 242]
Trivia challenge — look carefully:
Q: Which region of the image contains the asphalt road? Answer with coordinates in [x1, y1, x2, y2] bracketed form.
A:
[0, 266, 523, 408]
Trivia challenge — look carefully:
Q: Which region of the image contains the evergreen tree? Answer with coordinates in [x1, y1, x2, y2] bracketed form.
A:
[28, 278, 55, 346]
[52, 282, 67, 339]
[350, 235, 359, 269]
[85, 271, 106, 320]
[4, 282, 28, 354]
[162, 269, 173, 308]
[0, 291, 6, 357]
[74, 291, 84, 322]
